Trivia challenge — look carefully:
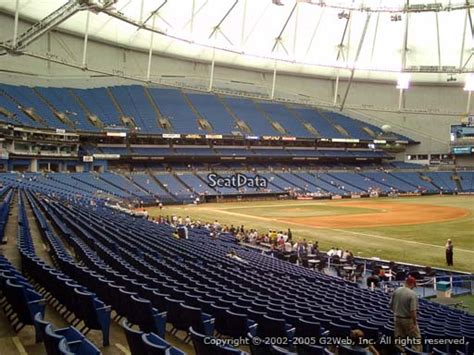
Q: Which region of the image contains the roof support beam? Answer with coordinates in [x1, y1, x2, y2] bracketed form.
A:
[462, 8, 474, 70]
[435, 10, 441, 67]
[139, 0, 145, 24]
[370, 12, 380, 64]
[401, 12, 409, 70]
[304, 7, 325, 59]
[190, 0, 196, 35]
[209, 0, 239, 40]
[242, 2, 270, 46]
[340, 12, 372, 111]
[272, 2, 298, 52]
[1, 0, 94, 54]
[271, 59, 278, 100]
[81, 10, 90, 68]
[12, 0, 20, 48]
[240, 0, 247, 46]
[467, 90, 472, 115]
[333, 71, 340, 105]
[182, 0, 208, 34]
[138, 0, 167, 31]
[460, 9, 468, 70]
[146, 15, 156, 81]
[336, 13, 351, 62]
[292, 4, 300, 56]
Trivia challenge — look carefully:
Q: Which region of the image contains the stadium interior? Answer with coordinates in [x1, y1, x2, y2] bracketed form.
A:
[0, 0, 473, 354]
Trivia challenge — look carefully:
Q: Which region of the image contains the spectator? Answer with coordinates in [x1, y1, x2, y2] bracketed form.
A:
[445, 239, 454, 266]
[389, 276, 422, 352]
[366, 270, 380, 289]
[348, 329, 379, 355]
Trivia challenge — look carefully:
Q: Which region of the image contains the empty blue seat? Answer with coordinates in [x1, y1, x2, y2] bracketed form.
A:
[130, 295, 167, 337]
[224, 310, 257, 338]
[122, 319, 147, 355]
[247, 331, 271, 355]
[142, 332, 186, 355]
[180, 303, 214, 341]
[257, 315, 295, 341]
[44, 324, 100, 355]
[190, 326, 244, 355]
[4, 278, 46, 332]
[72, 288, 111, 346]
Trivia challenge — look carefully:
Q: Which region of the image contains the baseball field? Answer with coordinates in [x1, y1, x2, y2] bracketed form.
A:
[146, 195, 474, 272]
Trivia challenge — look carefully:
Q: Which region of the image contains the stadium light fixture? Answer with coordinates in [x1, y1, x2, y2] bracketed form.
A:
[396, 73, 410, 90]
[464, 74, 474, 91]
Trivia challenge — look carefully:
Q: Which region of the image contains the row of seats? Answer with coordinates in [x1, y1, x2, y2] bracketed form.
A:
[86, 146, 388, 159]
[2, 170, 472, 205]
[0, 84, 410, 141]
[0, 187, 13, 242]
[18, 191, 111, 347]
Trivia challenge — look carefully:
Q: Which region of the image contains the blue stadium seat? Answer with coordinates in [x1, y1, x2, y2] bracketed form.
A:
[142, 332, 186, 355]
[122, 319, 147, 355]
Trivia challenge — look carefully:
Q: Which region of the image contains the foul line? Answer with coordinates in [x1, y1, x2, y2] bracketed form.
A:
[202, 207, 474, 254]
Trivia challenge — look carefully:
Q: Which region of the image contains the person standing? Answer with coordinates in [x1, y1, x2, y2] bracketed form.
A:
[445, 239, 454, 266]
[389, 276, 422, 352]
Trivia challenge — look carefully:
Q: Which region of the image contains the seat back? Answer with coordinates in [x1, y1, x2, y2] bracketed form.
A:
[211, 304, 230, 336]
[296, 319, 320, 338]
[247, 331, 271, 355]
[122, 319, 147, 355]
[34, 312, 50, 343]
[129, 296, 155, 332]
[225, 310, 250, 338]
[181, 303, 206, 333]
[44, 324, 64, 355]
[165, 297, 187, 331]
[74, 289, 101, 328]
[58, 339, 74, 355]
[257, 315, 288, 338]
[142, 333, 170, 355]
[190, 326, 210, 355]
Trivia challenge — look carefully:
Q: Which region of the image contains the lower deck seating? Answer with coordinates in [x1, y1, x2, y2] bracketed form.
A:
[0, 170, 472, 200]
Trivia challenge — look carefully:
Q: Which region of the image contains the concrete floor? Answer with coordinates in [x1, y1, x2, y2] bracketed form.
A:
[0, 193, 195, 354]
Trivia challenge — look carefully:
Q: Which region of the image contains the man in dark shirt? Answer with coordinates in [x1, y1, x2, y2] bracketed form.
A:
[366, 270, 380, 289]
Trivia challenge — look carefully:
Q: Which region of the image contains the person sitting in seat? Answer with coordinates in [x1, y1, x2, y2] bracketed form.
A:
[366, 270, 380, 289]
[348, 329, 379, 355]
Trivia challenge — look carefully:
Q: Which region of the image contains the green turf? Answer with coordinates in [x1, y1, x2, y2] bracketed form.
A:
[222, 203, 377, 218]
[150, 196, 474, 272]
[432, 294, 474, 315]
